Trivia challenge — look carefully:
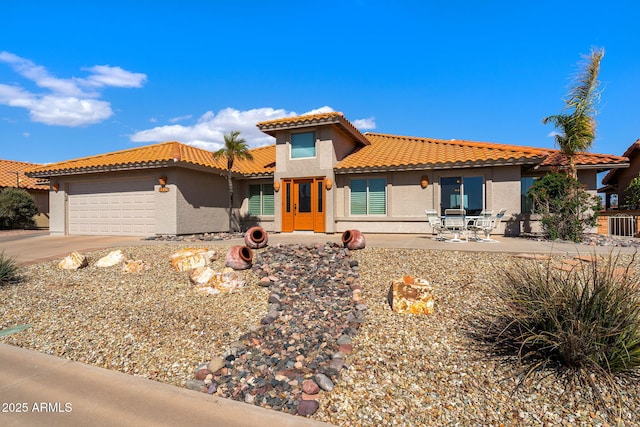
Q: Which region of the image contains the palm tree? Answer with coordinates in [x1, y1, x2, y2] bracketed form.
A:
[214, 130, 253, 231]
[543, 47, 604, 178]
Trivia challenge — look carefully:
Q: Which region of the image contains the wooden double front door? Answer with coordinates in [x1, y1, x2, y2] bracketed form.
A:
[281, 178, 326, 232]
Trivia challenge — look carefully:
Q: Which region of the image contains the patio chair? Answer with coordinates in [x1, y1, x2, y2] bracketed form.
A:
[475, 208, 507, 243]
[425, 209, 446, 241]
[468, 209, 493, 241]
[443, 208, 467, 243]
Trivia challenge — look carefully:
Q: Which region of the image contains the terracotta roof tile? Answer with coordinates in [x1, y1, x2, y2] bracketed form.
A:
[23, 129, 629, 180]
[0, 159, 46, 190]
[233, 144, 275, 176]
[540, 151, 629, 168]
[257, 112, 370, 146]
[335, 133, 550, 171]
[26, 142, 226, 176]
[25, 141, 276, 178]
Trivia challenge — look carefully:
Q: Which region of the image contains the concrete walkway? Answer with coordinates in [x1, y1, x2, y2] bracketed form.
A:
[0, 230, 637, 426]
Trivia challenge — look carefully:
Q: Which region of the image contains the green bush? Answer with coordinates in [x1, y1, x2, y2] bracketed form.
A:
[624, 176, 640, 209]
[528, 170, 601, 242]
[477, 253, 640, 408]
[0, 251, 20, 285]
[0, 187, 38, 229]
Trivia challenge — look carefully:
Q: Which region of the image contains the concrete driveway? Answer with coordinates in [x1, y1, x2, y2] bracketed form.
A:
[0, 231, 141, 266]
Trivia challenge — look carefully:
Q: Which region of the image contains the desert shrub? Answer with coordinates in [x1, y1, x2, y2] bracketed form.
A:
[0, 187, 38, 229]
[528, 170, 601, 242]
[0, 251, 19, 285]
[477, 252, 640, 409]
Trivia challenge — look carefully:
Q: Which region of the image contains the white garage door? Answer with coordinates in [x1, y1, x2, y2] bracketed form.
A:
[68, 180, 156, 236]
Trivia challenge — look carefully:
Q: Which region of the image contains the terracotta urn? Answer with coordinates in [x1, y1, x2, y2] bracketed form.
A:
[342, 229, 366, 250]
[225, 245, 253, 270]
[244, 226, 269, 249]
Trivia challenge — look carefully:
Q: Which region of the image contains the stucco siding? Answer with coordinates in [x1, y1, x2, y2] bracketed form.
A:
[174, 169, 229, 234]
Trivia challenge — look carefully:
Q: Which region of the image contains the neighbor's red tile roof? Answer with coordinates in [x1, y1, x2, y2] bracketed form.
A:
[0, 159, 46, 190]
[25, 141, 275, 177]
[539, 151, 629, 168]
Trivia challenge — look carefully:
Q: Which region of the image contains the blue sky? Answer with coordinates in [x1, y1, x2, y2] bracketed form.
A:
[2, 0, 639, 171]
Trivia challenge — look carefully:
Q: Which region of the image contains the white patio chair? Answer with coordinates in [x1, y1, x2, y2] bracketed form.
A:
[425, 209, 446, 241]
[468, 209, 493, 241]
[475, 208, 507, 243]
[443, 208, 467, 243]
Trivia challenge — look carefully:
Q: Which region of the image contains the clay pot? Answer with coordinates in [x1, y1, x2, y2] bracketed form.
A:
[244, 226, 269, 249]
[225, 245, 253, 270]
[342, 229, 366, 250]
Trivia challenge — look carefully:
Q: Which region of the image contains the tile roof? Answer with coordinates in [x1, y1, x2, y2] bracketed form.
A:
[539, 151, 629, 169]
[0, 159, 46, 190]
[25, 141, 276, 178]
[335, 133, 551, 172]
[233, 144, 275, 176]
[23, 122, 629, 180]
[257, 112, 370, 146]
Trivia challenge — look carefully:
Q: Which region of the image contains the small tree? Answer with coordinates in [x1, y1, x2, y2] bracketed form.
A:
[213, 131, 254, 232]
[528, 170, 601, 241]
[623, 176, 640, 209]
[0, 187, 38, 229]
[543, 47, 604, 179]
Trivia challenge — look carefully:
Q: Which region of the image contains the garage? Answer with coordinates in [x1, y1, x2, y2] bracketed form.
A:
[67, 180, 156, 236]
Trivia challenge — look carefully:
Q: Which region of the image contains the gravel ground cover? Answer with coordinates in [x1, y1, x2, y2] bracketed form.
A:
[2, 244, 640, 426]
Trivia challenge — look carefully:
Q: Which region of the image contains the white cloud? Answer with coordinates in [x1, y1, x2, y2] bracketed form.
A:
[81, 65, 147, 88]
[23, 132, 30, 138]
[302, 106, 334, 115]
[130, 106, 375, 150]
[169, 114, 193, 123]
[0, 51, 146, 127]
[29, 96, 113, 127]
[352, 117, 376, 130]
[131, 107, 290, 151]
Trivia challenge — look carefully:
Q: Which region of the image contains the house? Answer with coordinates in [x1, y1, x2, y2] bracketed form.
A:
[599, 138, 640, 209]
[25, 112, 629, 237]
[0, 159, 49, 228]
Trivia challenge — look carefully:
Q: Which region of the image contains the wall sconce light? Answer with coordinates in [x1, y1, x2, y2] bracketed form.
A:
[159, 176, 167, 187]
[325, 178, 333, 190]
[273, 181, 281, 192]
[420, 175, 429, 189]
[52, 182, 60, 192]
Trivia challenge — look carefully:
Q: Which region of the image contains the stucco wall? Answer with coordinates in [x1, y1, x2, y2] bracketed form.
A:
[615, 157, 640, 204]
[173, 169, 231, 234]
[272, 126, 349, 233]
[29, 190, 49, 228]
[49, 182, 66, 235]
[334, 167, 521, 234]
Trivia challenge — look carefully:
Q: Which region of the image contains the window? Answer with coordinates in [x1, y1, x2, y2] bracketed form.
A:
[350, 178, 386, 215]
[248, 184, 274, 216]
[290, 132, 316, 158]
[440, 176, 483, 215]
[521, 177, 538, 214]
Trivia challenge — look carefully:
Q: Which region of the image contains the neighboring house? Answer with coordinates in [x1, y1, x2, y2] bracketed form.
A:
[599, 138, 640, 209]
[0, 159, 50, 228]
[26, 112, 629, 237]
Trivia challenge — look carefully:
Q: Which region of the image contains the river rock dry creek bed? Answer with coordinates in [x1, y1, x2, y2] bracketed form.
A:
[2, 242, 640, 426]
